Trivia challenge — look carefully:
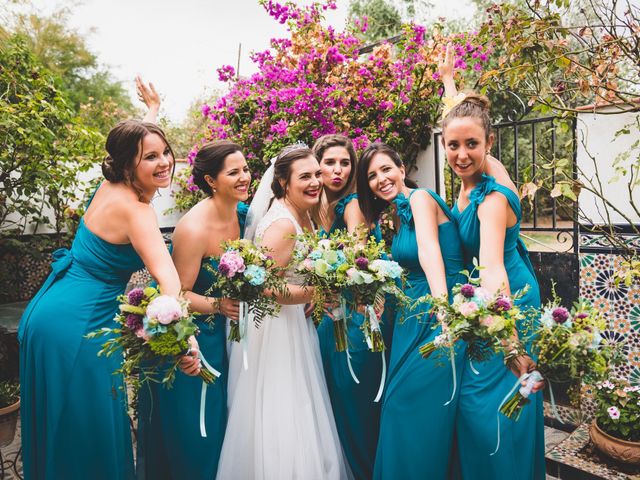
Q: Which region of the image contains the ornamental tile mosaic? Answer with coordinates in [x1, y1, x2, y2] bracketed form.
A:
[580, 251, 640, 386]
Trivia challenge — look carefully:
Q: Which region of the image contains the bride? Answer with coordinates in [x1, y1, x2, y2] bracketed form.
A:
[216, 145, 351, 479]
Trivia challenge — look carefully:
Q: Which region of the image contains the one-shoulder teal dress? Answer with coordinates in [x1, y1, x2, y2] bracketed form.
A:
[373, 189, 466, 480]
[316, 193, 383, 480]
[452, 174, 544, 480]
[18, 194, 142, 479]
[136, 203, 248, 480]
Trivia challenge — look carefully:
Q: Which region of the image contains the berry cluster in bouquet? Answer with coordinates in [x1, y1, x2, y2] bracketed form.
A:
[500, 296, 622, 421]
[208, 239, 288, 342]
[294, 228, 356, 350]
[416, 271, 529, 365]
[343, 236, 407, 353]
[87, 286, 215, 412]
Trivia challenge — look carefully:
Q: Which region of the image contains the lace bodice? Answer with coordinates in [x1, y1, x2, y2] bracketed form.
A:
[255, 200, 308, 284]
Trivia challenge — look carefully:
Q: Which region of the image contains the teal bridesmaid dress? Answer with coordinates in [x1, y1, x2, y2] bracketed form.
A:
[316, 193, 384, 480]
[18, 194, 142, 479]
[136, 203, 248, 480]
[373, 189, 466, 480]
[452, 174, 545, 480]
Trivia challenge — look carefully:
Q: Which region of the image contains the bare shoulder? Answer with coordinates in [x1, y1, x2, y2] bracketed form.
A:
[408, 189, 437, 211]
[487, 158, 518, 194]
[263, 217, 297, 238]
[477, 191, 508, 219]
[172, 210, 208, 247]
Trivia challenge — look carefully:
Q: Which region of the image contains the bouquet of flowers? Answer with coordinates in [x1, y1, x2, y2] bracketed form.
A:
[416, 278, 528, 364]
[209, 239, 288, 342]
[593, 378, 640, 442]
[87, 286, 216, 412]
[343, 236, 407, 353]
[500, 297, 621, 420]
[294, 228, 355, 351]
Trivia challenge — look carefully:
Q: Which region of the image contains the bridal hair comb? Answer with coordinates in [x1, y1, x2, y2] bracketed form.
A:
[279, 142, 310, 156]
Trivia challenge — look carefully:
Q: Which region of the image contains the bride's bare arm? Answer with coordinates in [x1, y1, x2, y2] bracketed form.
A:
[260, 218, 314, 305]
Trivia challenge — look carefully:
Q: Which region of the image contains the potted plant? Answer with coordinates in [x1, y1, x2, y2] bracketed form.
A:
[589, 378, 640, 466]
[0, 380, 19, 447]
[0, 325, 19, 448]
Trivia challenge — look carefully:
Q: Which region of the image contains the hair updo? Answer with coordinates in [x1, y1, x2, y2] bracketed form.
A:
[101, 120, 174, 187]
[270, 145, 315, 199]
[441, 93, 492, 140]
[191, 140, 243, 196]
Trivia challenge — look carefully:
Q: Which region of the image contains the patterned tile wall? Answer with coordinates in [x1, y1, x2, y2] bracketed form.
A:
[579, 233, 640, 390]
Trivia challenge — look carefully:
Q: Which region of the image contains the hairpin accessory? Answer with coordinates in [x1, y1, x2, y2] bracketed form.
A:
[441, 92, 468, 119]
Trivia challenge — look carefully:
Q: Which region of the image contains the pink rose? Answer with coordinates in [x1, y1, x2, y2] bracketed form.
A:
[146, 295, 184, 325]
[135, 328, 150, 341]
[458, 301, 479, 317]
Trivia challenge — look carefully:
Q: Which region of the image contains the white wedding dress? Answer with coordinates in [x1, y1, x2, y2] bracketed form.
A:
[217, 199, 351, 480]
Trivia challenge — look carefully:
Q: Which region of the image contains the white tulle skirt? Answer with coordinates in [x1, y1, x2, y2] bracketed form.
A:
[217, 303, 351, 480]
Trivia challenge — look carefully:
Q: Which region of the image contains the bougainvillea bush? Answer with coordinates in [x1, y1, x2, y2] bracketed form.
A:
[173, 0, 491, 209]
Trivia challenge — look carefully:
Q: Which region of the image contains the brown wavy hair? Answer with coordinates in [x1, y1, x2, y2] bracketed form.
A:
[101, 120, 175, 199]
[312, 134, 358, 229]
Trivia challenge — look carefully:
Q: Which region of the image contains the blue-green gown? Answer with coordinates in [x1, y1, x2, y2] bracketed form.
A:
[316, 193, 384, 480]
[18, 198, 142, 479]
[452, 174, 545, 480]
[373, 189, 466, 480]
[136, 203, 248, 480]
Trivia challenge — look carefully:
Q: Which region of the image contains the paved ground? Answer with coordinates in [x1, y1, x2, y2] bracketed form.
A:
[1, 417, 570, 479]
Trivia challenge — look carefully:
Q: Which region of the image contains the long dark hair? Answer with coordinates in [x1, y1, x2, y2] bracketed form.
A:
[312, 134, 358, 228]
[192, 140, 243, 196]
[356, 143, 417, 225]
[101, 120, 175, 199]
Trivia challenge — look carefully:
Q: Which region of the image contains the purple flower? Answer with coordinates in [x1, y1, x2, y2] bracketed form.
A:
[460, 284, 475, 298]
[126, 313, 143, 331]
[218, 263, 230, 276]
[355, 257, 369, 270]
[492, 296, 512, 312]
[270, 119, 289, 136]
[337, 242, 345, 250]
[552, 307, 570, 324]
[217, 65, 236, 82]
[127, 288, 144, 306]
[200, 104, 211, 117]
[574, 312, 588, 319]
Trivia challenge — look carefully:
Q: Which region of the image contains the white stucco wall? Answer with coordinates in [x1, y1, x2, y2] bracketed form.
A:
[576, 107, 640, 225]
[408, 129, 446, 196]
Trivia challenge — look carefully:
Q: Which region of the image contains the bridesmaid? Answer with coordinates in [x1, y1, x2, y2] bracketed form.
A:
[312, 134, 382, 480]
[441, 93, 545, 479]
[18, 119, 199, 480]
[136, 141, 250, 479]
[357, 143, 466, 480]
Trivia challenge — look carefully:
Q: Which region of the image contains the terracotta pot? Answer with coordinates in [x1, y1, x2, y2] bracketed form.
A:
[0, 399, 20, 448]
[589, 420, 640, 466]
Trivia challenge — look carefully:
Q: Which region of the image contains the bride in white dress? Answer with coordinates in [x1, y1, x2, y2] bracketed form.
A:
[217, 146, 351, 480]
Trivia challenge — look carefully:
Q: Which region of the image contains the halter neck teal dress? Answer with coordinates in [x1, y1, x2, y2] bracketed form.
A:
[373, 189, 466, 480]
[316, 193, 384, 480]
[136, 203, 248, 480]
[18, 192, 142, 480]
[452, 174, 545, 480]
